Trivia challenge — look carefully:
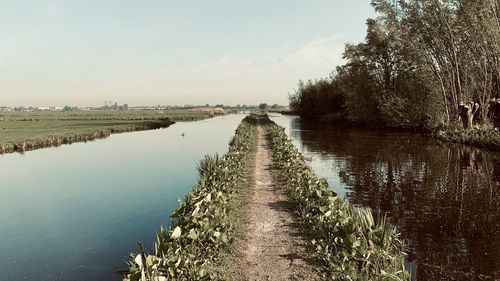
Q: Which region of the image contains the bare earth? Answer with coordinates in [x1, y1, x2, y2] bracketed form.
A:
[237, 126, 319, 281]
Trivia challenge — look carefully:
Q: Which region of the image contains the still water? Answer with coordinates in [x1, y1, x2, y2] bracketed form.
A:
[271, 114, 500, 281]
[0, 114, 246, 281]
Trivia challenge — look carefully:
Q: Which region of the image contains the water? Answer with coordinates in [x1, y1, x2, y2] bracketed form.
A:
[270, 114, 500, 281]
[0, 114, 246, 281]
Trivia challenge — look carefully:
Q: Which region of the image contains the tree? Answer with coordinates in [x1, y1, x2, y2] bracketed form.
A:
[372, 0, 500, 126]
[63, 105, 75, 112]
[458, 102, 479, 129]
[258, 103, 268, 111]
[287, 0, 499, 129]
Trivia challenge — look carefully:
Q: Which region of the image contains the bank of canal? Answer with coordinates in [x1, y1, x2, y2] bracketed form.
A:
[270, 114, 500, 281]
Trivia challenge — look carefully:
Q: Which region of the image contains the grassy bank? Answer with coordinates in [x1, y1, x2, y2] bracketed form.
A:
[124, 115, 258, 281]
[262, 116, 409, 280]
[0, 110, 219, 154]
[434, 126, 500, 151]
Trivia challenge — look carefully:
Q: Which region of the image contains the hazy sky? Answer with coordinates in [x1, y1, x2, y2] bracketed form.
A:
[0, 1, 376, 106]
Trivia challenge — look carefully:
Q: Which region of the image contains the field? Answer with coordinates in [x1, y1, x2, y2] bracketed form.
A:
[0, 109, 221, 153]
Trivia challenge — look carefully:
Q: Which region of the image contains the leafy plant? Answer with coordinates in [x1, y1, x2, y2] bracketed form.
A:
[434, 126, 500, 150]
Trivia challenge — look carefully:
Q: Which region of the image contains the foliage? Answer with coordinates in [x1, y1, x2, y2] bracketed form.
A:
[375, 0, 500, 123]
[289, 0, 500, 131]
[125, 116, 258, 281]
[434, 126, 500, 150]
[264, 117, 409, 280]
[289, 77, 346, 121]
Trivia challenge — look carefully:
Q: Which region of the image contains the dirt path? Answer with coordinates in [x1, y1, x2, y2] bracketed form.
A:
[239, 126, 318, 281]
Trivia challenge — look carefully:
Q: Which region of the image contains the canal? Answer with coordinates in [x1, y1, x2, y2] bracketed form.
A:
[270, 114, 500, 281]
[2, 113, 498, 281]
[0, 114, 246, 281]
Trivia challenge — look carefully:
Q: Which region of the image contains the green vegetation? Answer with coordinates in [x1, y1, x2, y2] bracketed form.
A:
[434, 126, 500, 150]
[289, 0, 499, 133]
[0, 110, 220, 153]
[125, 115, 258, 281]
[263, 116, 408, 280]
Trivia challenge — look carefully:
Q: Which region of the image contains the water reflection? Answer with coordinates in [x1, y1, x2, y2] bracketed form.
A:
[270, 115, 500, 281]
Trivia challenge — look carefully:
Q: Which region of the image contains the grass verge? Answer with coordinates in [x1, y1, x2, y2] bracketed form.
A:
[213, 137, 256, 281]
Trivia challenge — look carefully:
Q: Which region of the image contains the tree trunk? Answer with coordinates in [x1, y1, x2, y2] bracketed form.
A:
[458, 102, 479, 129]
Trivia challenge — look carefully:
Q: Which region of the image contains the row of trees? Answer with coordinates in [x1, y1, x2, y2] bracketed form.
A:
[290, 0, 500, 129]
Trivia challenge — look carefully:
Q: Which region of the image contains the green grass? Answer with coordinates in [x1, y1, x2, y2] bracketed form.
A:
[434, 126, 500, 150]
[214, 134, 257, 280]
[0, 110, 219, 153]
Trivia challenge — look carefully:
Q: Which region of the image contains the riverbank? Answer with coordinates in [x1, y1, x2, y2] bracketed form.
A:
[0, 110, 219, 154]
[434, 126, 500, 151]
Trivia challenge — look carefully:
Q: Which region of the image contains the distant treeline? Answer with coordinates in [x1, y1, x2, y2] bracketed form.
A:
[0, 104, 286, 113]
[290, 0, 500, 130]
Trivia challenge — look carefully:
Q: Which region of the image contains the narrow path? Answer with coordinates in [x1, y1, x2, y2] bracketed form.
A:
[241, 126, 318, 281]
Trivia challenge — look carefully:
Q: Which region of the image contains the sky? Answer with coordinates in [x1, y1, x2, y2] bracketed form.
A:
[0, 0, 376, 107]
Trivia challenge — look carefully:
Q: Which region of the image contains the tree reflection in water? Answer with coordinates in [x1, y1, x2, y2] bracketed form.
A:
[284, 117, 500, 281]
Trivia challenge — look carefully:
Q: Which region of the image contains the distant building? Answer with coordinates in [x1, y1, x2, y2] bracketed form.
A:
[38, 106, 57, 111]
